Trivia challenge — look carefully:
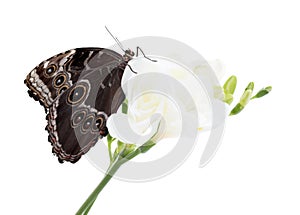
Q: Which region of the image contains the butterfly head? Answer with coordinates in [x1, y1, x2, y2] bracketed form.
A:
[123, 49, 135, 62]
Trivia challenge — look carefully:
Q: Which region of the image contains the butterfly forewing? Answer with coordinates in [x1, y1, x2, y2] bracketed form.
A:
[25, 47, 122, 108]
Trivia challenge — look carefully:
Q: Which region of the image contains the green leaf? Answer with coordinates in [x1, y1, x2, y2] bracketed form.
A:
[112, 140, 137, 160]
[107, 134, 117, 162]
[112, 141, 125, 161]
[223, 75, 237, 95]
[121, 144, 136, 157]
[117, 141, 125, 153]
[107, 133, 115, 144]
[251, 86, 272, 99]
[139, 140, 156, 153]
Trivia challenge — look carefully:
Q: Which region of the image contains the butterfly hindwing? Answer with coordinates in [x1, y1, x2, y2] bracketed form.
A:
[47, 98, 106, 163]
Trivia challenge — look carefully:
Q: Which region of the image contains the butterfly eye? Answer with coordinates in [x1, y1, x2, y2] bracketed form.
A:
[45, 64, 57, 77]
[92, 117, 104, 131]
[54, 74, 66, 88]
[67, 84, 88, 105]
[82, 115, 94, 132]
[58, 85, 69, 95]
[71, 110, 86, 127]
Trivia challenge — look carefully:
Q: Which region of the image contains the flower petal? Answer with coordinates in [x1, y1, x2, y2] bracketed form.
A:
[107, 113, 163, 146]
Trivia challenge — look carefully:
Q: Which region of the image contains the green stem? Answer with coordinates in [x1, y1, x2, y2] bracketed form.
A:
[108, 140, 113, 162]
[81, 200, 96, 215]
[75, 160, 123, 215]
[75, 139, 156, 214]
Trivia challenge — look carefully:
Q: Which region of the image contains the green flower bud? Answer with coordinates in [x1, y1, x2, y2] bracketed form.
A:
[240, 89, 252, 106]
[122, 144, 136, 157]
[245, 82, 254, 91]
[229, 82, 254, 116]
[229, 103, 244, 116]
[251, 86, 272, 99]
[223, 93, 234, 105]
[223, 75, 237, 95]
[265, 86, 272, 91]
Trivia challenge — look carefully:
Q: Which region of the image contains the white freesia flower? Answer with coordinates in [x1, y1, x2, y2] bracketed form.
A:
[106, 57, 226, 145]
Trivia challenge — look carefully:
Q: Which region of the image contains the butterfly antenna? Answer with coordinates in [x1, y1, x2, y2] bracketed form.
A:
[115, 37, 125, 50]
[105, 26, 126, 52]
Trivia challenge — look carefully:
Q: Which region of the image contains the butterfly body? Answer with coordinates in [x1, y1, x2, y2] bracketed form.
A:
[25, 47, 134, 163]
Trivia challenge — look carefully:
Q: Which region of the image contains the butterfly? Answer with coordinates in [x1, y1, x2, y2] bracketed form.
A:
[25, 29, 156, 163]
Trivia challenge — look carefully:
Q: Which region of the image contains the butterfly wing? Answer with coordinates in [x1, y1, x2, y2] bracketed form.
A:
[45, 49, 126, 163]
[24, 47, 117, 108]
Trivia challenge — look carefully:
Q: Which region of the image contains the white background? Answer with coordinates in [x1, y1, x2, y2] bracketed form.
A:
[1, 0, 299, 214]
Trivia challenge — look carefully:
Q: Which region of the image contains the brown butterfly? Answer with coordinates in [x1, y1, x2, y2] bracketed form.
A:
[25, 47, 137, 163]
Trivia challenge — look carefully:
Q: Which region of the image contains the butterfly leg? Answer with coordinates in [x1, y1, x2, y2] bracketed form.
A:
[136, 46, 157, 62]
[127, 64, 137, 74]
